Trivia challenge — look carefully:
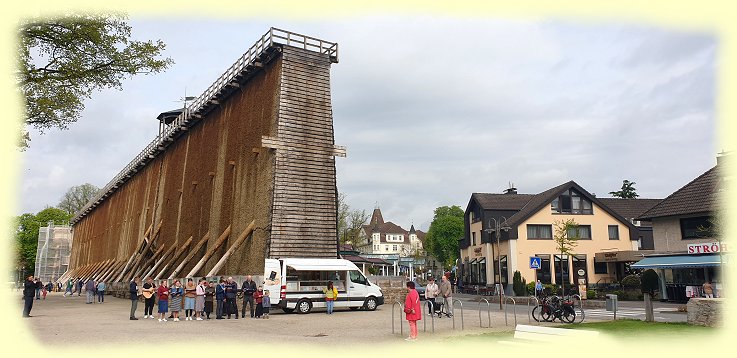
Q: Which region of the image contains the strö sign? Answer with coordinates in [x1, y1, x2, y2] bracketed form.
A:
[687, 242, 727, 254]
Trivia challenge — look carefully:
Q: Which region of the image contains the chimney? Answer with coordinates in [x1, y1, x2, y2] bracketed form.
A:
[717, 150, 732, 166]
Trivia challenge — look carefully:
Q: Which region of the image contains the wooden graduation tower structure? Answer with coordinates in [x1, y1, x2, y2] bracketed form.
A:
[62, 28, 344, 284]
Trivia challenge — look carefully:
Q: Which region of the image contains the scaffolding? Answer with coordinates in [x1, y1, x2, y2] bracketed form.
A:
[34, 222, 72, 284]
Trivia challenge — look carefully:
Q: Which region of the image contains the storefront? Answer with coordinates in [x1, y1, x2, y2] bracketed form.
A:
[631, 253, 725, 303]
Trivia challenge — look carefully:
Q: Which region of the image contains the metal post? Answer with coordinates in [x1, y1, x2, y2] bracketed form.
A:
[451, 299, 464, 330]
[424, 300, 435, 333]
[478, 298, 491, 328]
[528, 296, 540, 325]
[391, 301, 403, 335]
[572, 294, 585, 323]
[504, 296, 517, 326]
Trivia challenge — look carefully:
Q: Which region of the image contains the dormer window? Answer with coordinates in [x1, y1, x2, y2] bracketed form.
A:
[552, 189, 592, 214]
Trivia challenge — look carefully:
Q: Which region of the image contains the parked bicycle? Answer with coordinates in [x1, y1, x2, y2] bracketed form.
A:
[532, 294, 576, 323]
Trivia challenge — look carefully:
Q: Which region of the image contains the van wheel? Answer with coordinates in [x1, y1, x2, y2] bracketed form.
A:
[364, 297, 378, 311]
[296, 299, 312, 314]
[282, 308, 294, 314]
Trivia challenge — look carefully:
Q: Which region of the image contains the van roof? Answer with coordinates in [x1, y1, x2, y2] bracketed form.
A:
[271, 258, 360, 271]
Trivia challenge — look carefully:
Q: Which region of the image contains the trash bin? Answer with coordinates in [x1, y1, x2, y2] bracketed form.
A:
[605, 294, 618, 311]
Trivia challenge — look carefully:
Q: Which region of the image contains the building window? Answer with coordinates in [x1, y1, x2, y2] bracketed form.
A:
[572, 254, 588, 285]
[536, 254, 551, 284]
[385, 246, 388, 251]
[392, 245, 397, 251]
[527, 225, 553, 240]
[494, 256, 508, 285]
[552, 189, 593, 214]
[472, 232, 476, 246]
[567, 225, 591, 240]
[554, 255, 570, 286]
[680, 216, 712, 240]
[593, 258, 607, 274]
[608, 225, 619, 240]
[478, 258, 487, 285]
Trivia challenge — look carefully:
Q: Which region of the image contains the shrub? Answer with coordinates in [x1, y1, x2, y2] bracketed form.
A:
[586, 289, 596, 300]
[526, 282, 536, 295]
[641, 269, 659, 295]
[621, 274, 641, 289]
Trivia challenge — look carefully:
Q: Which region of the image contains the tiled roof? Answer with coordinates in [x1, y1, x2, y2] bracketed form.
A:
[597, 198, 663, 220]
[638, 166, 719, 220]
[472, 193, 535, 210]
[506, 182, 573, 227]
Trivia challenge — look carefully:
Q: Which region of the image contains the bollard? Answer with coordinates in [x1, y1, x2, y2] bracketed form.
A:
[527, 296, 540, 325]
[478, 298, 491, 328]
[504, 296, 517, 326]
[391, 300, 404, 335]
[451, 299, 464, 330]
[572, 294, 585, 323]
[423, 300, 435, 333]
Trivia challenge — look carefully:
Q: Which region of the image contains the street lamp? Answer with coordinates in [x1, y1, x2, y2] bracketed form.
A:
[486, 217, 511, 309]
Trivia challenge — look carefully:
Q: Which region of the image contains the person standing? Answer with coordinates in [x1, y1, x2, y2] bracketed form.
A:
[22, 275, 35, 317]
[169, 280, 183, 322]
[224, 277, 238, 319]
[141, 277, 156, 319]
[535, 280, 543, 298]
[703, 281, 714, 298]
[96, 280, 106, 303]
[322, 281, 338, 315]
[35, 278, 42, 300]
[404, 281, 422, 341]
[76, 278, 83, 296]
[204, 281, 215, 320]
[253, 286, 264, 318]
[424, 277, 439, 316]
[157, 280, 169, 322]
[129, 277, 140, 320]
[41, 283, 48, 300]
[215, 279, 226, 319]
[262, 290, 271, 319]
[85, 279, 96, 304]
[439, 275, 453, 317]
[241, 275, 257, 318]
[183, 278, 196, 321]
[195, 279, 206, 321]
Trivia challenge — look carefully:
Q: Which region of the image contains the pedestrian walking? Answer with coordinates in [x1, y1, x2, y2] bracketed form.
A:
[215, 279, 225, 319]
[184, 278, 197, 321]
[241, 275, 257, 318]
[65, 279, 73, 297]
[404, 281, 421, 341]
[41, 284, 48, 300]
[141, 277, 156, 319]
[424, 277, 439, 316]
[85, 279, 96, 304]
[129, 277, 140, 320]
[204, 281, 215, 319]
[262, 290, 271, 319]
[157, 280, 169, 322]
[439, 275, 453, 317]
[224, 277, 238, 319]
[169, 279, 183, 322]
[96, 280, 106, 303]
[535, 280, 543, 298]
[195, 279, 206, 321]
[22, 275, 35, 317]
[322, 281, 338, 315]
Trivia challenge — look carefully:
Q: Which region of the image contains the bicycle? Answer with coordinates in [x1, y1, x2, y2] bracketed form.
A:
[532, 294, 575, 323]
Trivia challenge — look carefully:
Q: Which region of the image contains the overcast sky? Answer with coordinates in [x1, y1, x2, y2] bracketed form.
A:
[18, 15, 718, 231]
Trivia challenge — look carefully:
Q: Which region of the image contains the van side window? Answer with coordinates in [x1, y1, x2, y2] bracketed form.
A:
[349, 270, 368, 286]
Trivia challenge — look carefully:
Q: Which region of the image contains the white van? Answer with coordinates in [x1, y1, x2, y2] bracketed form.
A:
[263, 258, 384, 314]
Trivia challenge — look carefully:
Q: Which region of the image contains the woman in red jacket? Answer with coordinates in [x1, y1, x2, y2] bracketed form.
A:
[404, 281, 422, 341]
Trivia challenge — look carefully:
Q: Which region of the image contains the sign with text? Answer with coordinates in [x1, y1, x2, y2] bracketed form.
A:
[687, 242, 727, 254]
[530, 257, 541, 269]
[473, 247, 483, 257]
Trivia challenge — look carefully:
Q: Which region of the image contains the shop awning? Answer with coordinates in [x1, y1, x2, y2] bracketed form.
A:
[631, 254, 724, 269]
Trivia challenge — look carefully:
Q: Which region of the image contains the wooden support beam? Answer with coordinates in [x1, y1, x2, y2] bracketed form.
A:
[96, 260, 119, 282]
[186, 225, 232, 278]
[101, 261, 126, 284]
[88, 260, 112, 281]
[125, 220, 163, 282]
[114, 227, 150, 283]
[155, 236, 192, 280]
[93, 260, 114, 281]
[206, 220, 256, 277]
[168, 232, 210, 279]
[142, 241, 178, 280]
[132, 245, 165, 280]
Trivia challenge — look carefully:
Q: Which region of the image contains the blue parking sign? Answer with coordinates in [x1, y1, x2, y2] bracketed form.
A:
[530, 257, 541, 269]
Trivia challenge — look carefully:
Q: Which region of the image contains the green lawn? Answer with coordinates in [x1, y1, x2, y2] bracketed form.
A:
[447, 320, 716, 342]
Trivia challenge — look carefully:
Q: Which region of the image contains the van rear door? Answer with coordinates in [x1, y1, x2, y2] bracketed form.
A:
[263, 259, 282, 305]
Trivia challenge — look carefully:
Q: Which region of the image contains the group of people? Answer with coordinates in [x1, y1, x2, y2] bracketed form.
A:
[128, 275, 272, 322]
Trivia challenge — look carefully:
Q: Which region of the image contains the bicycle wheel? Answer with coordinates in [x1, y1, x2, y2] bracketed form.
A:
[561, 305, 576, 323]
[532, 305, 543, 322]
[541, 305, 554, 322]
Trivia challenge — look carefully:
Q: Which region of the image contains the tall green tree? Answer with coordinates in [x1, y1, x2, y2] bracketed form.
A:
[609, 179, 639, 198]
[336, 193, 370, 247]
[424, 205, 464, 269]
[14, 207, 71, 275]
[17, 12, 174, 148]
[58, 183, 99, 215]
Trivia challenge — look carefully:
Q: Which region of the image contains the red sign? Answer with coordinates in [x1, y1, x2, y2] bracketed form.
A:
[687, 242, 727, 254]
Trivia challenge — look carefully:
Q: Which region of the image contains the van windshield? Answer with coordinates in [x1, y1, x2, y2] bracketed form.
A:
[349, 270, 369, 286]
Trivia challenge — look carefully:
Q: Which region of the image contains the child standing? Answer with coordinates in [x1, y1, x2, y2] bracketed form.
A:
[253, 286, 264, 318]
[262, 290, 271, 319]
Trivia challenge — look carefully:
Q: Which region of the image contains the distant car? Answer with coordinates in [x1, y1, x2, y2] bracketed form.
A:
[412, 281, 426, 301]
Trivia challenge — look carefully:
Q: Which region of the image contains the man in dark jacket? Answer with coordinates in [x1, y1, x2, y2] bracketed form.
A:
[129, 277, 140, 320]
[23, 275, 35, 317]
[215, 279, 226, 319]
[224, 276, 238, 319]
[76, 278, 83, 296]
[241, 275, 257, 318]
[85, 279, 96, 304]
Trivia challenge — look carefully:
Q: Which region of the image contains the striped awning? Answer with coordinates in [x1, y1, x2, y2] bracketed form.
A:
[631, 254, 725, 269]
